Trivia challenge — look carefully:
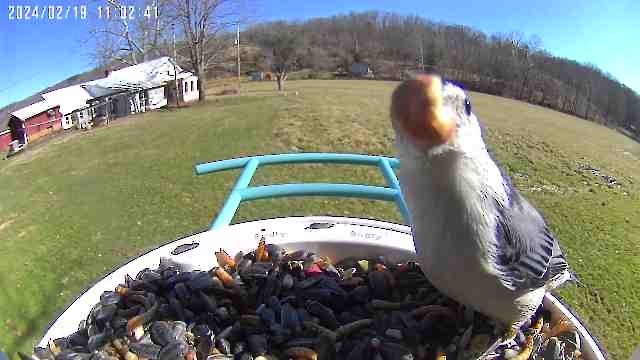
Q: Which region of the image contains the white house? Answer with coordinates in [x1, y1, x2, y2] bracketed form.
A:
[41, 85, 94, 129]
[89, 57, 200, 108]
[178, 72, 199, 103]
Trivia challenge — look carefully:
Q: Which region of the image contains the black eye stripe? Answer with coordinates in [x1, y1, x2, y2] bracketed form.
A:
[464, 99, 472, 116]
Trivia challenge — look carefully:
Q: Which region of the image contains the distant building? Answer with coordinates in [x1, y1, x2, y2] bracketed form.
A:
[8, 100, 61, 145]
[349, 63, 374, 78]
[249, 71, 264, 81]
[41, 85, 94, 130]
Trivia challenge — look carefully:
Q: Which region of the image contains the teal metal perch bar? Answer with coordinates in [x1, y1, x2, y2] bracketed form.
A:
[195, 153, 410, 229]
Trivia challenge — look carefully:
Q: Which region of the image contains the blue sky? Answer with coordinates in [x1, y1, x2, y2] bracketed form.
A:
[1, 0, 638, 108]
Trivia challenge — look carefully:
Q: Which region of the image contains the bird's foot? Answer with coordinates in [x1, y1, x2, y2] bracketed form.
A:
[476, 329, 518, 360]
[478, 317, 547, 360]
[509, 316, 546, 360]
[512, 334, 536, 360]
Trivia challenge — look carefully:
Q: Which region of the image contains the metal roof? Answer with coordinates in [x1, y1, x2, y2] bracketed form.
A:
[41, 85, 93, 115]
[176, 72, 195, 80]
[86, 57, 192, 90]
[81, 85, 126, 98]
[10, 100, 57, 121]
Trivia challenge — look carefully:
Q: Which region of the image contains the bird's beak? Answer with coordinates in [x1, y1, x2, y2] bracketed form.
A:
[391, 75, 456, 147]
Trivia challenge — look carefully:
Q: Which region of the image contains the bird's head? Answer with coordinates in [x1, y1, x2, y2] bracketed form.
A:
[390, 74, 486, 159]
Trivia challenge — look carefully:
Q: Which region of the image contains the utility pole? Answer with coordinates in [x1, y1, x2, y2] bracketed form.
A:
[172, 23, 180, 106]
[418, 37, 425, 72]
[236, 21, 241, 94]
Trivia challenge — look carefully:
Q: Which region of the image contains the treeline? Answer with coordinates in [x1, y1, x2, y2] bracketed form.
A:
[241, 12, 639, 135]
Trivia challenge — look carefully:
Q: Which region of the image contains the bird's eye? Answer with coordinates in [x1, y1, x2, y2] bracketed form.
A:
[464, 99, 472, 116]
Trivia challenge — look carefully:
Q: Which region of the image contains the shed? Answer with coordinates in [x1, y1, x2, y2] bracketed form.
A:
[82, 85, 135, 125]
[177, 72, 200, 103]
[165, 72, 200, 105]
[349, 63, 374, 78]
[249, 71, 264, 81]
[9, 100, 61, 144]
[41, 85, 94, 129]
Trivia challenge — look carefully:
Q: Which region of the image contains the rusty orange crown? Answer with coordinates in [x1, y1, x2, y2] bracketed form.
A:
[391, 74, 456, 146]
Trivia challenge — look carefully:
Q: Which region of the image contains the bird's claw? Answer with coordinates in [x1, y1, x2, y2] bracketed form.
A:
[478, 317, 547, 360]
[476, 327, 523, 360]
[476, 336, 507, 360]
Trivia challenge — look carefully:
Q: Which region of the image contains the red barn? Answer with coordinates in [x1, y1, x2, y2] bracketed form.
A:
[8, 100, 62, 145]
[0, 129, 12, 151]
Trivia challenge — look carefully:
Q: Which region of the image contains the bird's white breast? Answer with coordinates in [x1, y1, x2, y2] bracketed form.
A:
[399, 150, 531, 326]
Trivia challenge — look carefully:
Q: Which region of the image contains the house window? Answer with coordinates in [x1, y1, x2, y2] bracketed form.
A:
[79, 111, 84, 119]
[190, 81, 194, 92]
[184, 82, 188, 93]
[194, 80, 197, 90]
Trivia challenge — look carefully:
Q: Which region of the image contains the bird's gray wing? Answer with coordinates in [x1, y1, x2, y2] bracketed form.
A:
[493, 190, 570, 291]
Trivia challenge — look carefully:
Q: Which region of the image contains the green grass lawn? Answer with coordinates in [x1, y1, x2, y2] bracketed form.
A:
[1, 80, 638, 359]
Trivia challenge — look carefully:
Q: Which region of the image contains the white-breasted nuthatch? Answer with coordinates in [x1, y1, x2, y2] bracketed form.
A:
[390, 74, 574, 356]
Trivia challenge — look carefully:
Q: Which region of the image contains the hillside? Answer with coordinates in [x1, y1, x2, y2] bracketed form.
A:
[5, 11, 640, 140]
[243, 12, 640, 136]
[0, 80, 638, 359]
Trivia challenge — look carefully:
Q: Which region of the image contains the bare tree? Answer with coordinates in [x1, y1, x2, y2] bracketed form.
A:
[515, 35, 541, 100]
[90, 0, 174, 66]
[240, 12, 639, 133]
[256, 23, 301, 91]
[173, 0, 239, 101]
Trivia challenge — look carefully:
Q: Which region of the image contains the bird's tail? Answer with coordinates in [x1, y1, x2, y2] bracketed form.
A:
[544, 269, 575, 291]
[568, 270, 582, 286]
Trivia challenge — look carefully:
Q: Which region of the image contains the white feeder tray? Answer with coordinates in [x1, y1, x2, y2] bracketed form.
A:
[39, 216, 607, 360]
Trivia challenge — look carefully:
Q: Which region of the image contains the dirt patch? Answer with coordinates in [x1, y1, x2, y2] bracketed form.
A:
[621, 150, 638, 160]
[575, 159, 624, 188]
[4, 318, 26, 337]
[0, 130, 84, 173]
[215, 88, 239, 96]
[0, 218, 15, 232]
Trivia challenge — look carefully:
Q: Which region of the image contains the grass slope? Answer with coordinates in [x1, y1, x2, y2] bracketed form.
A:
[1, 80, 638, 358]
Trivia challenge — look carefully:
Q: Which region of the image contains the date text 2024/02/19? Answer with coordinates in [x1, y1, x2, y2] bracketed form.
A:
[7, 5, 159, 20]
[8, 5, 87, 20]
